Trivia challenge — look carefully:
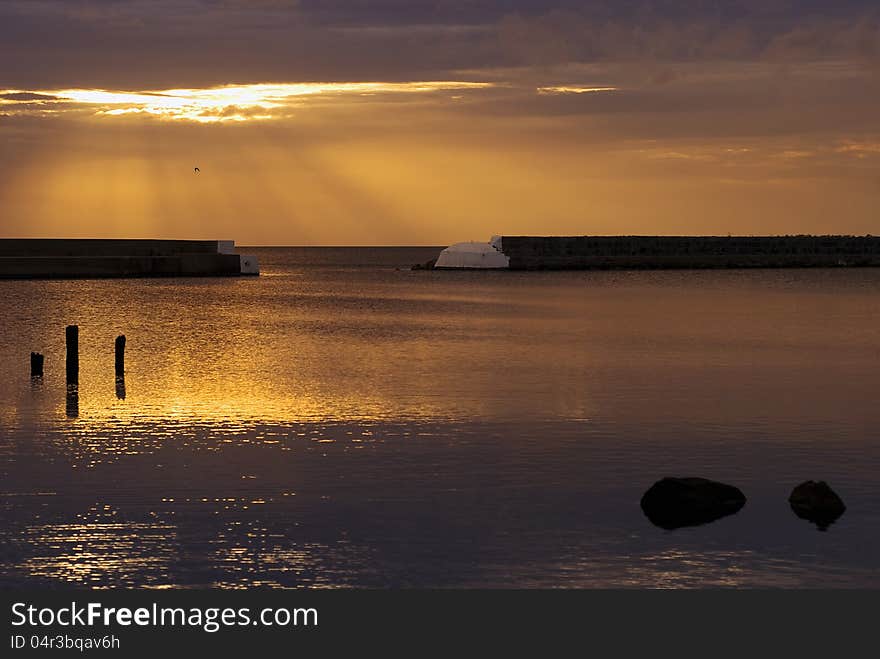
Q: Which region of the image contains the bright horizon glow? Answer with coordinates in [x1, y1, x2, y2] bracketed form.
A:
[536, 86, 618, 95]
[1, 81, 495, 123]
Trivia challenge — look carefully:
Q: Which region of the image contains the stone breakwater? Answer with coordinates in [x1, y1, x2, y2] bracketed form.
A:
[499, 235, 880, 270]
[0, 239, 259, 279]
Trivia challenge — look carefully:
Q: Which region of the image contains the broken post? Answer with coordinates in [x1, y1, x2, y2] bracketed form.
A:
[30, 352, 44, 378]
[66, 325, 79, 385]
[115, 335, 126, 378]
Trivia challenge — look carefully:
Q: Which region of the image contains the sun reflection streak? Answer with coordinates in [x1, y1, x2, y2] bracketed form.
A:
[19, 518, 178, 588]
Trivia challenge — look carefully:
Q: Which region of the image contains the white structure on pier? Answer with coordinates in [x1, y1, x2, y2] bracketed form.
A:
[434, 236, 509, 269]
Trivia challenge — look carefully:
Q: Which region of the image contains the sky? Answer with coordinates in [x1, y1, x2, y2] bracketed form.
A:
[1, 0, 879, 245]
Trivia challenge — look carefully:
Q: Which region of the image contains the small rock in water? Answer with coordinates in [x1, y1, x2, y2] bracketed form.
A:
[789, 481, 846, 531]
[641, 477, 747, 530]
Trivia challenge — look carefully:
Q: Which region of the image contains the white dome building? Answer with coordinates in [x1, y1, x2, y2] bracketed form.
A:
[434, 236, 509, 269]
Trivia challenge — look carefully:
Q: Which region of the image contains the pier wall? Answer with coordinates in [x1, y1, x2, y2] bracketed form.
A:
[0, 239, 256, 279]
[0, 239, 226, 258]
[499, 235, 880, 270]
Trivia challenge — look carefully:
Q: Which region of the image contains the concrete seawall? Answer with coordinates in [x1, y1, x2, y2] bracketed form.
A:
[499, 235, 880, 270]
[0, 239, 258, 279]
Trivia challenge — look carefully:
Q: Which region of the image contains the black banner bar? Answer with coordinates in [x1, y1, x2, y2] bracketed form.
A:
[2, 590, 877, 656]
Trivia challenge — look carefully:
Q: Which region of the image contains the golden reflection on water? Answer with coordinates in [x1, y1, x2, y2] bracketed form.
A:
[210, 530, 371, 589]
[20, 518, 177, 589]
[2, 263, 602, 435]
[510, 548, 880, 589]
[29, 416, 391, 468]
[14, 499, 372, 589]
[3, 262, 880, 588]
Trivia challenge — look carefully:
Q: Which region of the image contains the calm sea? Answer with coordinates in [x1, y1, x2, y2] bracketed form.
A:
[1, 247, 879, 588]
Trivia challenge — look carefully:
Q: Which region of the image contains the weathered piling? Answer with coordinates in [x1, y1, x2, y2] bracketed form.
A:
[30, 352, 44, 377]
[65, 325, 78, 385]
[115, 335, 126, 378]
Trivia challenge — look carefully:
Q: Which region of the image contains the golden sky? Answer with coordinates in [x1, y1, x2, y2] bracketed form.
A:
[1, 1, 879, 244]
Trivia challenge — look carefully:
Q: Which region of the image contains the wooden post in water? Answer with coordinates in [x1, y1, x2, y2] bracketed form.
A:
[65, 325, 79, 385]
[115, 334, 126, 400]
[30, 352, 44, 377]
[115, 335, 126, 378]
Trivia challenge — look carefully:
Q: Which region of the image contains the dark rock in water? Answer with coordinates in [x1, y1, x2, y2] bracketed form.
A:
[641, 477, 747, 530]
[411, 258, 436, 271]
[789, 481, 846, 531]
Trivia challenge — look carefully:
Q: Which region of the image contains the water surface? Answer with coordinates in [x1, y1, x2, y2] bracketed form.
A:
[1, 248, 879, 588]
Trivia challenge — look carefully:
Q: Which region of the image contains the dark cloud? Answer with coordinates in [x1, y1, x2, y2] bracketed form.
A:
[0, 92, 60, 101]
[1, 1, 879, 88]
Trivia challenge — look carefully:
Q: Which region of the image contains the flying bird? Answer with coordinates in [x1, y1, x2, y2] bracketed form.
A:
[194, 167, 200, 173]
